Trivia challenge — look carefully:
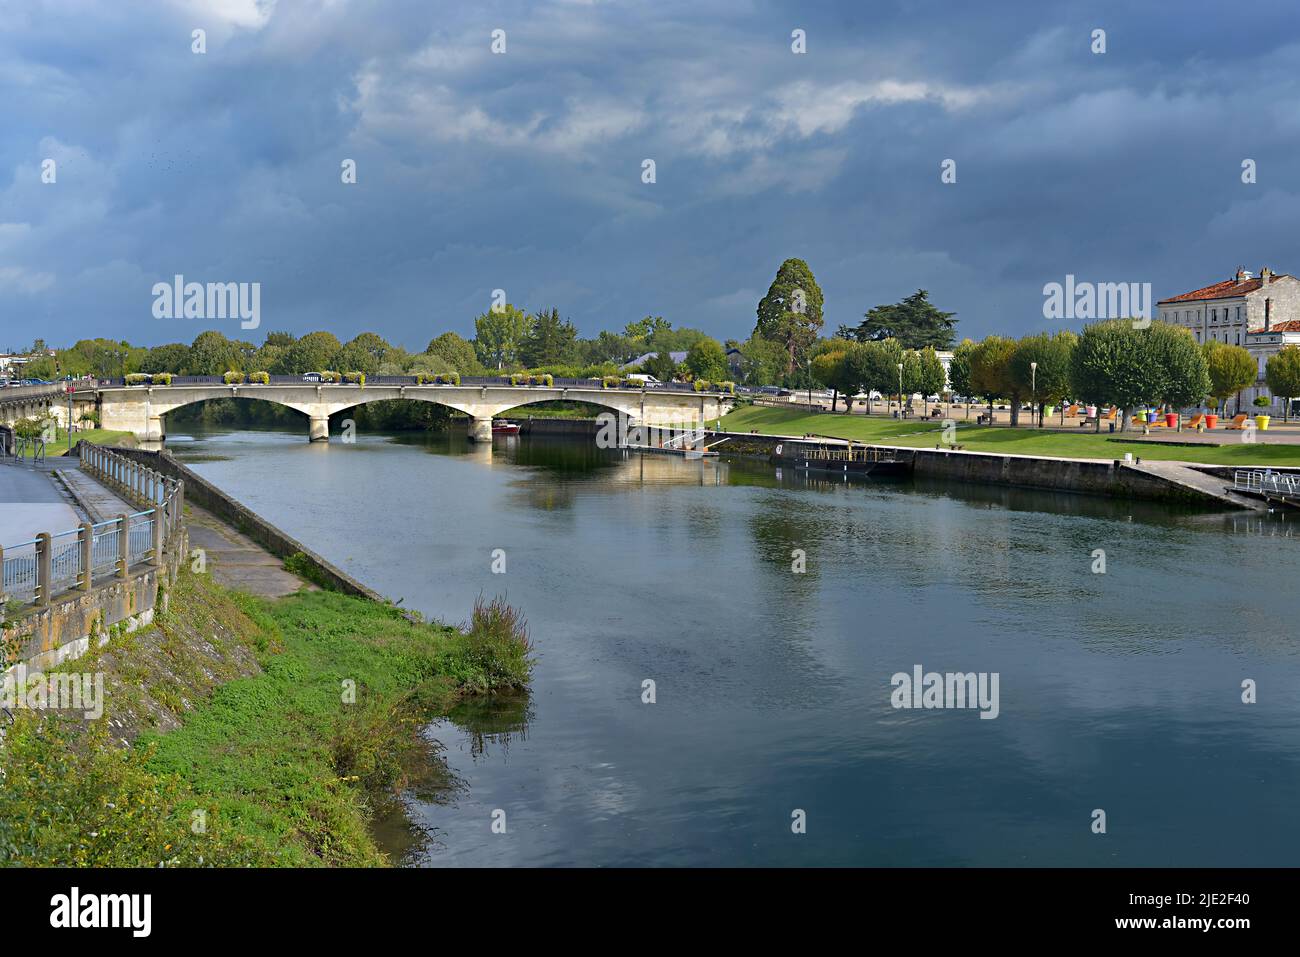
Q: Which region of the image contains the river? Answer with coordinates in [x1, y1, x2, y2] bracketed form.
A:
[167, 425, 1300, 866]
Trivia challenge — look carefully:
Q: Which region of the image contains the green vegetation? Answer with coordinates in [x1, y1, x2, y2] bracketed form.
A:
[720, 404, 1300, 466]
[755, 257, 825, 375]
[839, 288, 957, 350]
[0, 570, 532, 866]
[1265, 344, 1300, 422]
[54, 426, 134, 453]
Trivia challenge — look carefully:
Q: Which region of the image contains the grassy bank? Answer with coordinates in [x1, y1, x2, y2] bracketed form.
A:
[0, 571, 531, 866]
[720, 405, 1300, 466]
[47, 426, 135, 454]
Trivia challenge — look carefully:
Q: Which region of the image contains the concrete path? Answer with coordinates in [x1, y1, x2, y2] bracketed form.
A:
[185, 504, 308, 598]
[53, 466, 138, 524]
[0, 463, 82, 546]
[1125, 460, 1264, 511]
[53, 462, 305, 598]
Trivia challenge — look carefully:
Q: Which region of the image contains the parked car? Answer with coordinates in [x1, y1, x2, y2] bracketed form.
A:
[625, 373, 660, 384]
[302, 372, 324, 383]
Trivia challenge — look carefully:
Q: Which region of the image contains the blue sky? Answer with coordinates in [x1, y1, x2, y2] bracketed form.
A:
[3, 0, 1300, 351]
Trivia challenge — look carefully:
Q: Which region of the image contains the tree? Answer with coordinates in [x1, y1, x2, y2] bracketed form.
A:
[425, 332, 482, 374]
[474, 305, 532, 370]
[1010, 331, 1076, 425]
[968, 336, 1019, 423]
[948, 339, 976, 418]
[140, 342, 191, 374]
[331, 333, 392, 376]
[1265, 345, 1300, 422]
[737, 334, 787, 386]
[755, 258, 825, 374]
[846, 338, 904, 413]
[624, 316, 672, 344]
[903, 347, 947, 415]
[642, 351, 681, 382]
[848, 289, 957, 350]
[810, 341, 862, 411]
[519, 308, 579, 367]
[1202, 340, 1256, 415]
[185, 330, 244, 375]
[262, 331, 296, 347]
[1069, 321, 1158, 431]
[1148, 323, 1210, 416]
[684, 338, 728, 381]
[580, 331, 637, 365]
[272, 331, 343, 374]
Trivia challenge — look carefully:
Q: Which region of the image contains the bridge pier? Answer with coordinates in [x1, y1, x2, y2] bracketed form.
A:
[309, 415, 330, 442]
[146, 414, 166, 442]
[468, 416, 493, 443]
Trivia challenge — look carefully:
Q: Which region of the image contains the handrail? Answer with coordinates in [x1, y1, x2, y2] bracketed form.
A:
[92, 373, 738, 395]
[0, 443, 185, 611]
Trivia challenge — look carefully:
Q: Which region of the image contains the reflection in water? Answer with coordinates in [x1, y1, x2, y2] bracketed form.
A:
[170, 426, 1300, 867]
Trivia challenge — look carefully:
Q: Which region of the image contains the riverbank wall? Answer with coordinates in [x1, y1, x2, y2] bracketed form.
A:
[108, 447, 384, 601]
[705, 430, 1247, 508]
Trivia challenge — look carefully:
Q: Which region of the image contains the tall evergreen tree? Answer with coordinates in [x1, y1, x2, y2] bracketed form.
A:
[848, 290, 957, 350]
[755, 258, 824, 374]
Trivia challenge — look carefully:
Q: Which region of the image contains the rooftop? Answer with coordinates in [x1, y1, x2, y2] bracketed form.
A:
[1159, 269, 1291, 304]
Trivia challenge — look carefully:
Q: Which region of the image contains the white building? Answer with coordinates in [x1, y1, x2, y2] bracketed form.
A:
[1157, 266, 1300, 413]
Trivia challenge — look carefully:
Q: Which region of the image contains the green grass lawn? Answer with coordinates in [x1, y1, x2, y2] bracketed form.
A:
[720, 405, 1300, 466]
[49, 426, 134, 454]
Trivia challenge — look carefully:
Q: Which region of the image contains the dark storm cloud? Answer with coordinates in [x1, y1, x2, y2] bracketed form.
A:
[3, 0, 1299, 349]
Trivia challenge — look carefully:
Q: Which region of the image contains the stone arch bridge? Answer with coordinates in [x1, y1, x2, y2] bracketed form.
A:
[89, 375, 735, 442]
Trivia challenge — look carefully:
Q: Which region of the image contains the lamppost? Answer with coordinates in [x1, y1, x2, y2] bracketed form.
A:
[807, 358, 813, 410]
[1030, 361, 1038, 428]
[897, 362, 904, 418]
[66, 383, 73, 451]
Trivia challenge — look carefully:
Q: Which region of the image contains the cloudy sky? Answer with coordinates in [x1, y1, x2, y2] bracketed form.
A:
[4, 0, 1300, 351]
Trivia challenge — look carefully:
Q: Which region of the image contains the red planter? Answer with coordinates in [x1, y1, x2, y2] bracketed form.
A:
[1205, 414, 1219, 429]
[1165, 412, 1178, 428]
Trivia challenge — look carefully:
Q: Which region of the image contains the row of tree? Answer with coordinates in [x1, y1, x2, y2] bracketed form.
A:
[808, 320, 1300, 428]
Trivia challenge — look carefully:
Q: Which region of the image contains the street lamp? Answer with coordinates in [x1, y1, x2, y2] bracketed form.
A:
[1030, 361, 1038, 428]
[807, 358, 813, 410]
[897, 362, 904, 418]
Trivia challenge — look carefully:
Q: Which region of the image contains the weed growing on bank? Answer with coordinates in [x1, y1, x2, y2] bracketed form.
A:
[0, 572, 532, 866]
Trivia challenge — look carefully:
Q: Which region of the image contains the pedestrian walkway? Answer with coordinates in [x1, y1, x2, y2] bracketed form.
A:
[53, 465, 138, 524]
[0, 462, 81, 546]
[185, 504, 307, 598]
[1125, 460, 1265, 511]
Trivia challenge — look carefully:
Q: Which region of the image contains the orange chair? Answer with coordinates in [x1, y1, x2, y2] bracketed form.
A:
[1185, 413, 1203, 429]
[1227, 414, 1249, 430]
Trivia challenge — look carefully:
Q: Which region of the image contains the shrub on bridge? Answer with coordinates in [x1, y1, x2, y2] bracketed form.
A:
[417, 372, 460, 385]
[342, 371, 366, 388]
[719, 381, 735, 394]
[223, 371, 245, 385]
[152, 372, 173, 385]
[509, 373, 553, 387]
[602, 376, 620, 389]
[693, 379, 711, 392]
[125, 373, 151, 386]
[319, 371, 342, 383]
[247, 371, 269, 385]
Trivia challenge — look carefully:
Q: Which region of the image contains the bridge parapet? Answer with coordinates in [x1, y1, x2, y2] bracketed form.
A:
[94, 378, 735, 442]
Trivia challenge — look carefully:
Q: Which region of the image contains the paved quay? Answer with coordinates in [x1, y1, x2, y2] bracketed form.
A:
[0, 463, 81, 546]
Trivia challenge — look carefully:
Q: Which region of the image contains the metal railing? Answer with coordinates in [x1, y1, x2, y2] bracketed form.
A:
[0, 444, 184, 610]
[1233, 469, 1300, 496]
[94, 373, 738, 395]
